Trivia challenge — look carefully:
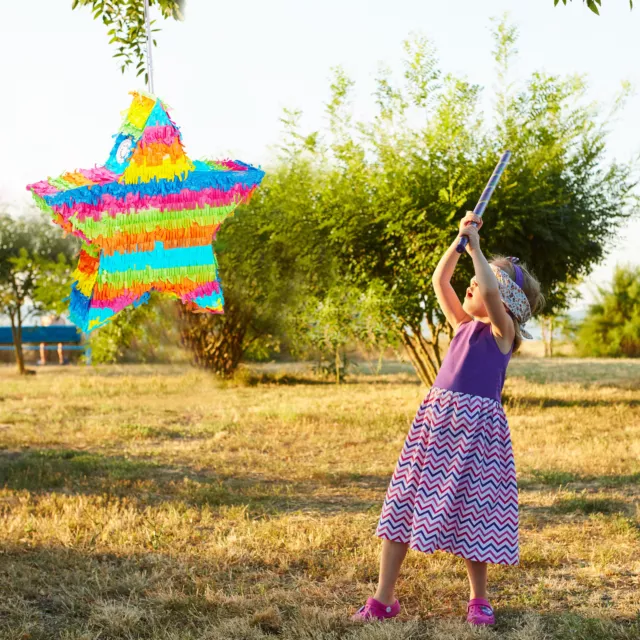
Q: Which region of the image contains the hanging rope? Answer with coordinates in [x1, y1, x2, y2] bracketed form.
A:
[144, 0, 155, 94]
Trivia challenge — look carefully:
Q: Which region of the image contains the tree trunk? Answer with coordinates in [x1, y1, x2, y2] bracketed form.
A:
[177, 300, 248, 377]
[399, 320, 444, 387]
[541, 316, 554, 358]
[376, 348, 384, 374]
[9, 312, 26, 375]
[335, 344, 341, 385]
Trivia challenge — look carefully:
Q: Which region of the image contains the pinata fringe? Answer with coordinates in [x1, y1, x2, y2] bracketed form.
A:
[95, 264, 219, 289]
[53, 188, 253, 225]
[123, 92, 157, 131]
[92, 275, 220, 302]
[95, 224, 220, 256]
[70, 203, 236, 237]
[68, 284, 92, 332]
[43, 169, 262, 209]
[123, 156, 195, 184]
[31, 192, 52, 215]
[72, 249, 100, 297]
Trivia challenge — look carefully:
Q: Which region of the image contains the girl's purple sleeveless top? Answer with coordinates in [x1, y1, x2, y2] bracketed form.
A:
[433, 320, 512, 402]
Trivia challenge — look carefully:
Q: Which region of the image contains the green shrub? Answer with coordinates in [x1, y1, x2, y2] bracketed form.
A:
[576, 265, 640, 357]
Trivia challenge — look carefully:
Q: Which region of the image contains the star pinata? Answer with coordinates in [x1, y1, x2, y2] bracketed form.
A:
[27, 91, 265, 332]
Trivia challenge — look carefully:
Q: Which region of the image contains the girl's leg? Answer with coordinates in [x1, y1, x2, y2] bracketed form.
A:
[464, 559, 488, 600]
[373, 540, 409, 605]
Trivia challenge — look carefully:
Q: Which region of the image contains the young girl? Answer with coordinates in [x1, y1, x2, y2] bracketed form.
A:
[353, 211, 544, 625]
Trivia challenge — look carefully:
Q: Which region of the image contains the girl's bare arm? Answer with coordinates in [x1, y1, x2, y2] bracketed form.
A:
[462, 225, 515, 345]
[431, 214, 479, 330]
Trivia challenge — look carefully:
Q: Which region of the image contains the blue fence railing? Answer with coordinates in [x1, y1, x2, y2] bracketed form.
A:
[0, 326, 82, 345]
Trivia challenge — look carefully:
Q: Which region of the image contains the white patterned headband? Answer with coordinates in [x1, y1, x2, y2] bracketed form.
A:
[472, 258, 533, 339]
[491, 259, 533, 339]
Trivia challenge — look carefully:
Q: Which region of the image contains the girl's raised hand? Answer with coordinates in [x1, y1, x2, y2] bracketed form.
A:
[458, 212, 482, 252]
[460, 224, 481, 252]
[458, 211, 483, 234]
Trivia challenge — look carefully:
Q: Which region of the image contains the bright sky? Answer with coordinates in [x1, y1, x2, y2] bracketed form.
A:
[2, 0, 639, 313]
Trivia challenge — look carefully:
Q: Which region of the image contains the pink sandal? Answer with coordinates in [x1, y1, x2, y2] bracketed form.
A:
[467, 598, 496, 626]
[351, 597, 400, 621]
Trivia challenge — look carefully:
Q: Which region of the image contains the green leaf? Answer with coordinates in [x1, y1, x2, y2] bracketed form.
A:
[73, 0, 180, 77]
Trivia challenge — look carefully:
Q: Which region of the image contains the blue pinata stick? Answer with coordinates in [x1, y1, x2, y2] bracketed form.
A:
[456, 150, 511, 254]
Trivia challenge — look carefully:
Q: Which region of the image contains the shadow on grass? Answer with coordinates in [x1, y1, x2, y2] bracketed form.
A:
[507, 358, 640, 387]
[3, 448, 637, 513]
[0, 448, 385, 515]
[495, 609, 640, 640]
[519, 469, 640, 489]
[503, 394, 640, 409]
[233, 371, 420, 387]
[1, 542, 639, 640]
[522, 497, 634, 519]
[0, 543, 242, 638]
[231, 370, 338, 386]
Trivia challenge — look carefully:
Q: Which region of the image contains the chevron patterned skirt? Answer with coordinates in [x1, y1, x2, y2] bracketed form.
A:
[376, 386, 519, 565]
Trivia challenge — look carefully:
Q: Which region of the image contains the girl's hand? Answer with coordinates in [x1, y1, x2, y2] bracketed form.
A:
[460, 224, 481, 252]
[459, 212, 482, 252]
[458, 211, 483, 235]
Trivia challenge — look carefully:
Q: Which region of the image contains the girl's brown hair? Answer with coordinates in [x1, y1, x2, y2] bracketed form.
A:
[490, 256, 545, 353]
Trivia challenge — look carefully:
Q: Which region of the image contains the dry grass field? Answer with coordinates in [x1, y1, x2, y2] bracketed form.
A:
[0, 358, 638, 639]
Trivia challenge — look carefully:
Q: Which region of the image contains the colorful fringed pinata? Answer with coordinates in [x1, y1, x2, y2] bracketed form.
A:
[27, 92, 265, 332]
